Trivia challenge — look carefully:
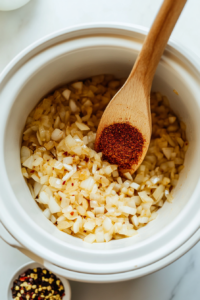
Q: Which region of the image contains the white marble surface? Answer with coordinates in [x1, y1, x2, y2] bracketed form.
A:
[0, 0, 200, 299]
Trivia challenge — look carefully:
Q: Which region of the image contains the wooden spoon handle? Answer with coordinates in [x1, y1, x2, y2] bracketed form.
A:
[131, 0, 187, 92]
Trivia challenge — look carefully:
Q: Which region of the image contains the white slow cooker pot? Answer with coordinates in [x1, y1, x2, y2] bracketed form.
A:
[0, 24, 200, 283]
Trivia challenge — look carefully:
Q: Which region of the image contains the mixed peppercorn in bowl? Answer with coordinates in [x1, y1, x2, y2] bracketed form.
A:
[8, 262, 71, 300]
[20, 74, 188, 244]
[11, 267, 65, 300]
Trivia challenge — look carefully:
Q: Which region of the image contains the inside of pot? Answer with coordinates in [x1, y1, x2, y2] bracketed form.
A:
[3, 41, 200, 251]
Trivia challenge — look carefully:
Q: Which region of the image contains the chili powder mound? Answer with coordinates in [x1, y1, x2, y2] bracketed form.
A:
[98, 123, 145, 169]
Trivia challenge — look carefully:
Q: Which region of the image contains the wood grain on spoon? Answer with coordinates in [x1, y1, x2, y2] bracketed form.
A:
[95, 0, 187, 174]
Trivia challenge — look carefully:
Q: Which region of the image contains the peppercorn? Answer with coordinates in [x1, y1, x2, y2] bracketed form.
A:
[98, 123, 145, 169]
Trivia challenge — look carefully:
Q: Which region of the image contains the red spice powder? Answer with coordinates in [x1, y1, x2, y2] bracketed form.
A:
[98, 123, 144, 169]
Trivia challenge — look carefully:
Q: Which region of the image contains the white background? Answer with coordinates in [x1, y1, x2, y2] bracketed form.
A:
[0, 0, 200, 299]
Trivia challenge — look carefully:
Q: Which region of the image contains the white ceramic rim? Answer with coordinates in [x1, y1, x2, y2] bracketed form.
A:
[1, 23, 199, 81]
[0, 23, 200, 277]
[7, 261, 71, 300]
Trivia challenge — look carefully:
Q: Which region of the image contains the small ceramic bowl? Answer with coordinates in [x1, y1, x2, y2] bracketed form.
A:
[7, 261, 71, 300]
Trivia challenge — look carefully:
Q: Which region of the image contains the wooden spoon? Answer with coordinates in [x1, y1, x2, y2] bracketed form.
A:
[95, 0, 187, 174]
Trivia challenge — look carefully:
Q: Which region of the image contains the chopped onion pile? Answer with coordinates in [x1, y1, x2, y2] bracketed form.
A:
[21, 75, 188, 243]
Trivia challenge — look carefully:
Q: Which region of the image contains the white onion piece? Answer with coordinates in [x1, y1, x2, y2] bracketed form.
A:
[90, 201, 98, 208]
[73, 217, 82, 233]
[32, 156, 43, 167]
[169, 116, 176, 123]
[51, 215, 57, 224]
[63, 164, 73, 171]
[44, 186, 53, 197]
[120, 206, 136, 215]
[23, 155, 34, 169]
[153, 185, 165, 202]
[103, 217, 112, 232]
[51, 129, 64, 141]
[49, 196, 61, 213]
[40, 175, 49, 184]
[150, 175, 163, 184]
[54, 161, 63, 170]
[62, 89, 71, 100]
[84, 220, 96, 231]
[34, 181, 42, 197]
[62, 165, 77, 181]
[127, 199, 136, 208]
[96, 232, 104, 243]
[69, 99, 80, 113]
[39, 191, 50, 204]
[138, 217, 149, 224]
[21, 146, 31, 160]
[57, 221, 71, 230]
[65, 134, 76, 148]
[63, 157, 73, 164]
[31, 174, 40, 183]
[124, 172, 132, 180]
[57, 215, 66, 223]
[162, 147, 173, 160]
[84, 234, 96, 243]
[62, 205, 73, 213]
[80, 177, 95, 191]
[131, 215, 139, 226]
[138, 191, 153, 203]
[75, 121, 90, 131]
[43, 208, 51, 219]
[94, 206, 104, 214]
[130, 182, 140, 190]
[72, 81, 83, 90]
[49, 177, 62, 189]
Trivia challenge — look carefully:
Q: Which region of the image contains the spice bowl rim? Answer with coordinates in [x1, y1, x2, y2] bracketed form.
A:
[7, 261, 71, 300]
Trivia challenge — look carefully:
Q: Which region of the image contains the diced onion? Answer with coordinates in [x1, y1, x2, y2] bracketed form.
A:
[21, 77, 187, 243]
[62, 89, 71, 100]
[69, 99, 80, 113]
[80, 177, 95, 191]
[43, 208, 51, 219]
[138, 191, 153, 203]
[51, 129, 64, 141]
[34, 182, 42, 197]
[49, 196, 61, 214]
[39, 191, 50, 204]
[75, 122, 90, 131]
[84, 234, 96, 243]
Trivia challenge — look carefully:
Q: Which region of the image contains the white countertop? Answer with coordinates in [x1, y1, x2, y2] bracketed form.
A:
[0, 0, 200, 299]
